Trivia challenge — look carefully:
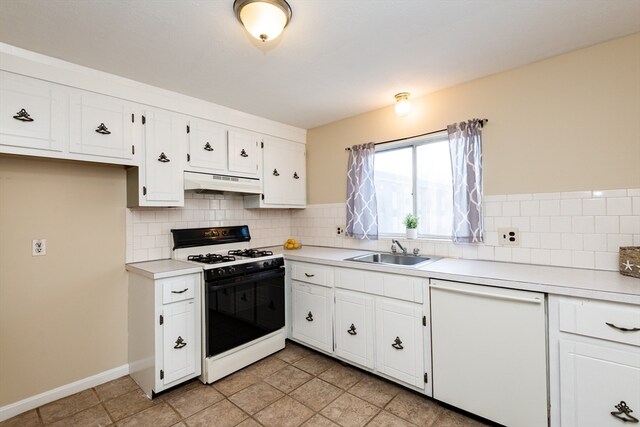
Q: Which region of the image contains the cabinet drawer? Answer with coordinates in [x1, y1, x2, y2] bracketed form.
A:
[559, 298, 640, 347]
[161, 274, 198, 304]
[335, 268, 423, 302]
[291, 262, 333, 287]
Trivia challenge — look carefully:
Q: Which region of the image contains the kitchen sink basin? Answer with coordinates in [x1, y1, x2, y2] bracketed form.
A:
[345, 252, 439, 267]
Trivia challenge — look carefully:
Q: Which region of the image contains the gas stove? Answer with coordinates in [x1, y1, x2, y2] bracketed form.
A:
[171, 226, 282, 278]
[171, 225, 286, 385]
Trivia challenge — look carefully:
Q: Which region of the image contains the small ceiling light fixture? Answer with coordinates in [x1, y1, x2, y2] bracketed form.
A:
[394, 92, 412, 117]
[233, 0, 292, 42]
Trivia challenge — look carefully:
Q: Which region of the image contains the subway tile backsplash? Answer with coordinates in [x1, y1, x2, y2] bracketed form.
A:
[127, 188, 639, 272]
[289, 188, 640, 272]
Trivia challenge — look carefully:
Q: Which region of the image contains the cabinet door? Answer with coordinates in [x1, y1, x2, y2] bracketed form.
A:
[143, 109, 184, 204]
[188, 118, 227, 172]
[560, 340, 640, 427]
[263, 137, 306, 206]
[335, 290, 374, 369]
[0, 71, 64, 152]
[291, 281, 333, 353]
[228, 129, 259, 176]
[375, 298, 424, 387]
[162, 300, 197, 385]
[69, 90, 134, 160]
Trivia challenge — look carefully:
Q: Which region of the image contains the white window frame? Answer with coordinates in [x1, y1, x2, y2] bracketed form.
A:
[375, 132, 453, 241]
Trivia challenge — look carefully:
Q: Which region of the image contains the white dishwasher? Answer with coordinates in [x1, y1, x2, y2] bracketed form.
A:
[430, 279, 548, 426]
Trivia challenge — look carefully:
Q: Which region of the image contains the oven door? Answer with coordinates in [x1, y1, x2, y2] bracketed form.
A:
[205, 268, 285, 357]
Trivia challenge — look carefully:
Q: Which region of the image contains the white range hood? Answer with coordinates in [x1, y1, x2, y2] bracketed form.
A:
[183, 171, 262, 194]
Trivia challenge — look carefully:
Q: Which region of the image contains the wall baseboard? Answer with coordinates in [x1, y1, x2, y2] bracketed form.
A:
[0, 364, 129, 422]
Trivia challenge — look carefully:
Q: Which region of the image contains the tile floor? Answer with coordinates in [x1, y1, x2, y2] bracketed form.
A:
[1, 341, 494, 427]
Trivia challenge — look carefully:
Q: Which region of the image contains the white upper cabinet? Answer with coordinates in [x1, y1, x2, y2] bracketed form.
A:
[127, 108, 185, 207]
[244, 136, 306, 208]
[69, 90, 135, 161]
[0, 71, 65, 153]
[186, 118, 227, 172]
[228, 128, 260, 177]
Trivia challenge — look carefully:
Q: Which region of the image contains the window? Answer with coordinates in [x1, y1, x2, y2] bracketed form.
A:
[374, 133, 453, 239]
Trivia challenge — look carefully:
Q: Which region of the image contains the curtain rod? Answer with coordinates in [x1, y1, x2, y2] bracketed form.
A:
[344, 119, 488, 151]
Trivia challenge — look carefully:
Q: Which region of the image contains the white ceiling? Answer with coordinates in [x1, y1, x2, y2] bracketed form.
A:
[0, 1, 639, 130]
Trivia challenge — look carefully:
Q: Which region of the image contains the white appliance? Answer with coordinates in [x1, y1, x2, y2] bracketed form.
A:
[183, 171, 262, 194]
[172, 226, 285, 384]
[430, 279, 548, 426]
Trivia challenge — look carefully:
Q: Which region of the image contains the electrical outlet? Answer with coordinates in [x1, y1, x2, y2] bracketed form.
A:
[498, 228, 520, 246]
[32, 239, 47, 256]
[336, 225, 345, 236]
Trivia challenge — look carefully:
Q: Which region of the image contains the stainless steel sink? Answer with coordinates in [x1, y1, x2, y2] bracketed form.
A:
[345, 252, 439, 267]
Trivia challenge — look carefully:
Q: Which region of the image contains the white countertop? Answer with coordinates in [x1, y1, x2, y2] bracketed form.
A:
[274, 246, 640, 304]
[125, 259, 202, 280]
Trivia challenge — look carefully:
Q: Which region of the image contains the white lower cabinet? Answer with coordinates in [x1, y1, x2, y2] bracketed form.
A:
[550, 296, 640, 427]
[559, 340, 640, 427]
[128, 268, 202, 397]
[375, 297, 424, 388]
[291, 281, 333, 353]
[335, 290, 375, 369]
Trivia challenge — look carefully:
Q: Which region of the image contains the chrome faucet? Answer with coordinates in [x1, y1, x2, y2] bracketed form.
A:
[392, 239, 407, 254]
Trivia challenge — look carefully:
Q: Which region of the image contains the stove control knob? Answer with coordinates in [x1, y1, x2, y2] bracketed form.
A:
[215, 268, 225, 276]
[227, 266, 236, 274]
[263, 261, 270, 268]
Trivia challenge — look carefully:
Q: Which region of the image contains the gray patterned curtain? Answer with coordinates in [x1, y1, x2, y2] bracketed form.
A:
[346, 143, 378, 240]
[447, 119, 484, 243]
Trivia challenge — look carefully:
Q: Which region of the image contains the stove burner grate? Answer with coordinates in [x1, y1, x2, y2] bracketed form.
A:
[187, 253, 236, 264]
[228, 249, 274, 258]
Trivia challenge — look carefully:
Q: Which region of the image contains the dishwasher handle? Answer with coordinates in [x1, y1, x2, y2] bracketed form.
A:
[430, 283, 543, 304]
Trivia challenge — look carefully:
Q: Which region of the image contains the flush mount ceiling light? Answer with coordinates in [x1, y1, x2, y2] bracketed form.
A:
[394, 92, 412, 117]
[233, 0, 292, 42]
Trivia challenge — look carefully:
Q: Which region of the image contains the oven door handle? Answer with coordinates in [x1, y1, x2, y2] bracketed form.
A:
[206, 267, 285, 290]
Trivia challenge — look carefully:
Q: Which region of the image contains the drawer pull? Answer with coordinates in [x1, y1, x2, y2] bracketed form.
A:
[95, 123, 111, 135]
[240, 149, 249, 157]
[174, 336, 187, 349]
[13, 108, 34, 122]
[305, 311, 314, 322]
[392, 336, 404, 350]
[304, 273, 315, 278]
[171, 288, 188, 294]
[606, 322, 640, 332]
[293, 172, 300, 179]
[204, 142, 214, 151]
[273, 168, 280, 176]
[611, 401, 639, 423]
[158, 152, 170, 162]
[347, 324, 357, 335]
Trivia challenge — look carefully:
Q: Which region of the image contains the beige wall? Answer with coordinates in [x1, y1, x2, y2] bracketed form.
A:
[307, 33, 640, 204]
[0, 155, 127, 406]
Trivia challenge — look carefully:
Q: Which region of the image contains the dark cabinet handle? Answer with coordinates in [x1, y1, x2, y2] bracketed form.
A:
[612, 401, 639, 423]
[13, 108, 34, 122]
[606, 322, 640, 332]
[240, 149, 248, 157]
[273, 169, 280, 176]
[305, 312, 313, 322]
[241, 293, 247, 302]
[392, 337, 404, 350]
[347, 324, 357, 335]
[293, 172, 300, 179]
[158, 152, 170, 162]
[95, 123, 111, 135]
[174, 336, 187, 349]
[304, 273, 315, 277]
[171, 288, 188, 294]
[204, 142, 214, 151]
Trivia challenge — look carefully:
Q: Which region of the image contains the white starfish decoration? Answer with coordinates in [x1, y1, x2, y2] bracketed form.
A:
[622, 260, 633, 271]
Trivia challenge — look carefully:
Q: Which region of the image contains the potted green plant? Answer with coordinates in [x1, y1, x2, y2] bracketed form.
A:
[403, 213, 419, 239]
